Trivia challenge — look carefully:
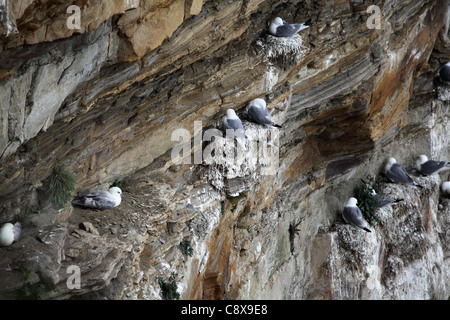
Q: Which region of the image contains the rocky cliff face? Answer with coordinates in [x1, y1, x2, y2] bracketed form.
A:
[0, 0, 449, 300]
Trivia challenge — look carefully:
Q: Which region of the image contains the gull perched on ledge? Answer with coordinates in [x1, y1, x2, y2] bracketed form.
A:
[242, 98, 282, 128]
[371, 189, 402, 209]
[342, 197, 371, 233]
[385, 157, 421, 188]
[222, 108, 247, 150]
[72, 186, 123, 210]
[269, 17, 309, 37]
[416, 154, 450, 176]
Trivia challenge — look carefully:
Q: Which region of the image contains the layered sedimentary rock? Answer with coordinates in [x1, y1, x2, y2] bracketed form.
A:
[0, 0, 449, 299]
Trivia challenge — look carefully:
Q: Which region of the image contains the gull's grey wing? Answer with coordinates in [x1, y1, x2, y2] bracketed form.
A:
[247, 105, 273, 125]
[222, 118, 233, 131]
[343, 206, 364, 226]
[223, 119, 246, 141]
[72, 196, 116, 210]
[419, 160, 449, 175]
[343, 206, 371, 232]
[275, 22, 306, 37]
[90, 198, 117, 210]
[72, 190, 116, 209]
[387, 163, 415, 185]
[84, 190, 111, 198]
[223, 118, 244, 131]
[373, 194, 396, 208]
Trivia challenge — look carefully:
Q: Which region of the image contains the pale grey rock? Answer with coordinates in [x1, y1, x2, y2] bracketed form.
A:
[0, 23, 110, 162]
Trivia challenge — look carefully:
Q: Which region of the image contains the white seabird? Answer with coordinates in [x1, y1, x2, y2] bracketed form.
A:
[342, 197, 371, 232]
[371, 189, 402, 208]
[269, 16, 309, 37]
[416, 154, 450, 176]
[222, 108, 247, 149]
[72, 186, 123, 210]
[242, 98, 282, 128]
[385, 157, 420, 187]
[223, 109, 245, 132]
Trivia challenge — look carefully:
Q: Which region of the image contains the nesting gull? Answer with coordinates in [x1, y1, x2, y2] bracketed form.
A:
[72, 186, 123, 210]
[222, 108, 247, 150]
[415, 154, 450, 176]
[0, 222, 21, 247]
[342, 197, 371, 232]
[242, 98, 282, 128]
[385, 157, 421, 187]
[269, 17, 309, 37]
[371, 189, 402, 208]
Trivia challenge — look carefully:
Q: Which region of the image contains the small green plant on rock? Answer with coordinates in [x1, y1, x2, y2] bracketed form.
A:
[179, 239, 193, 256]
[42, 162, 76, 208]
[23, 204, 40, 220]
[110, 179, 122, 188]
[289, 219, 303, 254]
[158, 272, 180, 300]
[20, 267, 58, 300]
[220, 200, 225, 215]
[354, 175, 380, 226]
[226, 192, 247, 201]
[23, 204, 40, 215]
[226, 192, 247, 213]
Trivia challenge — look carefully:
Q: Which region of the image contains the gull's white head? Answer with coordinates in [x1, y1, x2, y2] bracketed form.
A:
[416, 154, 428, 170]
[226, 109, 239, 119]
[345, 197, 358, 207]
[371, 189, 377, 196]
[419, 155, 429, 163]
[271, 17, 284, 27]
[109, 186, 122, 196]
[269, 17, 284, 35]
[250, 98, 267, 109]
[109, 187, 123, 205]
[385, 157, 397, 172]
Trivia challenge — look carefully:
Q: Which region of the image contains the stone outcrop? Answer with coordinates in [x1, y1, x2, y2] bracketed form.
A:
[0, 0, 449, 300]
